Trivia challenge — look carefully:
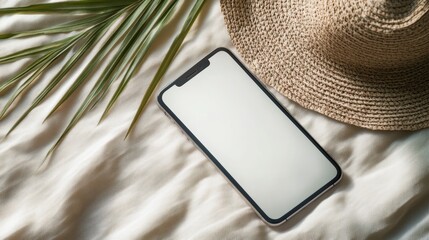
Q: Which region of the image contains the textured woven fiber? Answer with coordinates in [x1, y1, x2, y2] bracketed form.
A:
[220, 0, 429, 130]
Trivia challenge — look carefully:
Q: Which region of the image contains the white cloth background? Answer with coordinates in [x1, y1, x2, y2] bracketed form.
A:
[0, 1, 428, 239]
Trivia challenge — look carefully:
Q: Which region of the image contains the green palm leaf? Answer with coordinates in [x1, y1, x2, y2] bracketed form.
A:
[0, 35, 78, 64]
[43, 1, 148, 119]
[99, 1, 177, 122]
[127, 0, 207, 137]
[0, 1, 137, 14]
[0, 38, 79, 118]
[0, 11, 113, 39]
[0, 0, 208, 165]
[6, 26, 106, 135]
[44, 0, 170, 158]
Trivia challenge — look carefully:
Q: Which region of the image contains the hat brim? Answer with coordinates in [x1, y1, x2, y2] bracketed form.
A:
[220, 0, 429, 131]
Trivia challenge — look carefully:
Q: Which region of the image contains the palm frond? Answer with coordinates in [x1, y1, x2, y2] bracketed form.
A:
[127, 0, 207, 137]
[0, 37, 80, 118]
[43, 2, 145, 119]
[0, 11, 113, 39]
[6, 26, 105, 135]
[0, 51, 57, 93]
[0, 1, 137, 14]
[0, 0, 208, 163]
[0, 35, 78, 64]
[44, 0, 167, 157]
[99, 0, 178, 122]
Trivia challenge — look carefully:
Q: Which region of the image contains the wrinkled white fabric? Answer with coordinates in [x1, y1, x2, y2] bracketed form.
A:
[0, 1, 428, 239]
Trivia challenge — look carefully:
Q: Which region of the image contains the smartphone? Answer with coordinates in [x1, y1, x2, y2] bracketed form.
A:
[157, 48, 342, 226]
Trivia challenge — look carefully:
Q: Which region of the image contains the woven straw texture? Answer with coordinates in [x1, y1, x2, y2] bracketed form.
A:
[220, 0, 429, 130]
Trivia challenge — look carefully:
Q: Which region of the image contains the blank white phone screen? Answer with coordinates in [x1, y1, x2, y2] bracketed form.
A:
[161, 50, 338, 220]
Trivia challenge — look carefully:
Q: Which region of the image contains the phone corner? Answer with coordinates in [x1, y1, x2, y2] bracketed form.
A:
[333, 168, 343, 186]
[156, 88, 167, 109]
[264, 218, 287, 227]
[256, 211, 288, 227]
[208, 47, 234, 58]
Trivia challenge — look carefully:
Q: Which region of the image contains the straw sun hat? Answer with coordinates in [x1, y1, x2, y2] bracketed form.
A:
[220, 0, 429, 130]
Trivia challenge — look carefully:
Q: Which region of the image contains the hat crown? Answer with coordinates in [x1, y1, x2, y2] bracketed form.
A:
[316, 0, 429, 69]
